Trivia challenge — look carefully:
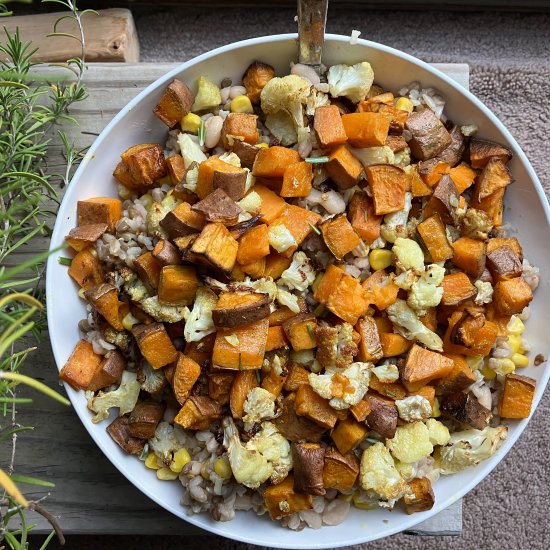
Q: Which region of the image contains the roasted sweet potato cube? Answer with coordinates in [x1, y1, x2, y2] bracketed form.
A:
[132, 323, 178, 369]
[493, 277, 533, 316]
[242, 61, 275, 104]
[405, 108, 452, 160]
[232, 139, 259, 170]
[171, 353, 201, 404]
[154, 79, 194, 128]
[273, 395, 325, 443]
[356, 317, 383, 362]
[283, 363, 310, 392]
[452, 237, 486, 278]
[221, 112, 259, 149]
[212, 170, 248, 201]
[212, 318, 269, 370]
[404, 477, 435, 514]
[417, 214, 453, 263]
[265, 325, 288, 352]
[85, 283, 126, 331]
[323, 447, 360, 491]
[239, 257, 265, 278]
[128, 401, 165, 439]
[444, 310, 498, 357]
[280, 161, 312, 198]
[166, 154, 187, 184]
[470, 187, 505, 227]
[158, 265, 198, 306]
[486, 246, 522, 282]
[380, 333, 411, 358]
[320, 214, 361, 260]
[208, 372, 234, 405]
[409, 385, 436, 408]
[264, 475, 313, 520]
[160, 202, 205, 238]
[365, 393, 398, 439]
[314, 105, 348, 148]
[326, 145, 364, 190]
[134, 251, 162, 291]
[440, 272, 477, 307]
[362, 269, 400, 311]
[366, 164, 408, 215]
[331, 418, 368, 455]
[409, 164, 432, 197]
[263, 253, 292, 280]
[486, 237, 523, 260]
[107, 416, 145, 456]
[437, 354, 476, 394]
[236, 223, 270, 265]
[270, 205, 321, 257]
[347, 190, 381, 244]
[283, 313, 317, 351]
[65, 223, 108, 252]
[436, 124, 465, 167]
[261, 368, 287, 398]
[174, 396, 223, 430]
[341, 112, 389, 148]
[475, 157, 512, 201]
[212, 291, 270, 329]
[197, 155, 247, 199]
[441, 391, 492, 429]
[449, 162, 476, 194]
[191, 222, 239, 274]
[402, 344, 455, 392]
[77, 197, 122, 232]
[184, 333, 216, 369]
[192, 188, 242, 225]
[252, 146, 301, 178]
[292, 443, 326, 496]
[368, 377, 407, 400]
[59, 340, 103, 390]
[418, 159, 450, 187]
[295, 384, 338, 429]
[229, 370, 258, 418]
[469, 138, 512, 169]
[385, 134, 408, 152]
[152, 240, 181, 266]
[68, 249, 104, 289]
[120, 144, 167, 189]
[350, 399, 372, 422]
[254, 184, 286, 224]
[87, 350, 126, 392]
[423, 174, 459, 224]
[499, 373, 536, 419]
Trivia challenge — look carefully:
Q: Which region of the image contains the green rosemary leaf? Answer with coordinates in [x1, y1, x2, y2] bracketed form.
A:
[198, 118, 206, 147]
[308, 222, 321, 235]
[57, 256, 72, 266]
[305, 156, 329, 164]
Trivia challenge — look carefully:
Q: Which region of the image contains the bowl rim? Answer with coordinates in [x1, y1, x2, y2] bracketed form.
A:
[46, 32, 550, 548]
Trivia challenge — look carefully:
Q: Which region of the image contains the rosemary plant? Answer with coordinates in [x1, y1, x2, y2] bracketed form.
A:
[0, 1, 94, 546]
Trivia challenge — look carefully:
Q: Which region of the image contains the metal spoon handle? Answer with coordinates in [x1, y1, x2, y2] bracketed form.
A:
[297, 0, 328, 73]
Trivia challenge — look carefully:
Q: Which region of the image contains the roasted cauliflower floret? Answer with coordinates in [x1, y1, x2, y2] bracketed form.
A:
[275, 286, 300, 313]
[268, 224, 297, 254]
[371, 363, 399, 383]
[149, 421, 187, 463]
[474, 280, 493, 305]
[425, 418, 451, 446]
[460, 208, 493, 240]
[137, 360, 167, 394]
[86, 370, 140, 423]
[242, 387, 276, 429]
[265, 112, 297, 146]
[103, 327, 131, 350]
[183, 286, 218, 343]
[392, 237, 425, 273]
[386, 421, 434, 464]
[360, 442, 406, 503]
[407, 264, 445, 312]
[279, 251, 316, 291]
[395, 395, 432, 422]
[191, 75, 221, 112]
[380, 192, 412, 244]
[327, 62, 374, 104]
[122, 271, 150, 303]
[146, 194, 178, 238]
[140, 296, 189, 323]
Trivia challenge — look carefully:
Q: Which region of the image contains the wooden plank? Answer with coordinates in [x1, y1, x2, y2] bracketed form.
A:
[2, 62, 468, 536]
[1, 9, 139, 63]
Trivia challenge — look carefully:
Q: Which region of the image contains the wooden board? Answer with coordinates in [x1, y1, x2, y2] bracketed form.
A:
[1, 9, 139, 63]
[2, 62, 468, 537]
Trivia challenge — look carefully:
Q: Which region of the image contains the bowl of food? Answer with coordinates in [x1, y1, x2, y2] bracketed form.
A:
[46, 33, 550, 548]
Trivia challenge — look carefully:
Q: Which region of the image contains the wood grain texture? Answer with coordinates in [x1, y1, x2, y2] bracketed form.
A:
[1, 9, 139, 63]
[2, 62, 468, 536]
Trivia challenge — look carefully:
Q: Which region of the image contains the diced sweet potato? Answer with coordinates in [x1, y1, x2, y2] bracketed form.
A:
[166, 154, 187, 185]
[314, 105, 348, 148]
[486, 237, 523, 260]
[366, 164, 408, 215]
[261, 368, 287, 398]
[192, 188, 242, 225]
[347, 190, 382, 244]
[499, 373, 536, 419]
[59, 339, 103, 390]
[470, 187, 504, 227]
[402, 344, 455, 392]
[295, 384, 338, 429]
[152, 240, 181, 266]
[292, 443, 326, 496]
[486, 246, 522, 282]
[236, 223, 270, 265]
[68, 249, 104, 289]
[341, 112, 390, 148]
[239, 257, 266, 278]
[362, 269, 400, 311]
[87, 350, 126, 392]
[331, 418, 368, 455]
[423, 174, 459, 224]
[444, 310, 498, 357]
[418, 159, 450, 187]
[365, 393, 398, 439]
[281, 161, 312, 198]
[212, 318, 269, 370]
[410, 385, 436, 407]
[220, 112, 259, 148]
[134, 251, 162, 291]
[436, 124, 465, 167]
[65, 223, 108, 252]
[154, 79, 194, 128]
[252, 146, 301, 178]
[191, 222, 239, 274]
[380, 332, 412, 358]
[385, 134, 408, 153]
[475, 158, 512, 201]
[85, 283, 126, 331]
[417, 213, 453, 262]
[232, 139, 259, 170]
[212, 292, 270, 329]
[356, 317, 383, 362]
[437, 353, 477, 394]
[77, 197, 122, 232]
[107, 416, 145, 456]
[449, 162, 476, 194]
[212, 169, 248, 202]
[264, 253, 292, 279]
[264, 325, 288, 352]
[197, 155, 247, 199]
[229, 370, 258, 418]
[128, 401, 165, 439]
[452, 237, 486, 278]
[326, 145, 364, 190]
[160, 202, 205, 238]
[368, 377, 407, 400]
[132, 323, 178, 369]
[174, 396, 223, 430]
[320, 214, 361, 260]
[440, 272, 477, 307]
[440, 391, 492, 429]
[283, 363, 310, 392]
[208, 372, 234, 405]
[322, 447, 360, 491]
[272, 394, 325, 443]
[405, 108, 452, 160]
[270, 205, 321, 257]
[118, 144, 167, 190]
[492, 278, 533, 316]
[283, 313, 317, 351]
[409, 164, 432, 197]
[469, 138, 512, 169]
[158, 265, 198, 306]
[404, 477, 435, 514]
[264, 475, 313, 520]
[253, 184, 286, 224]
[350, 399, 372, 422]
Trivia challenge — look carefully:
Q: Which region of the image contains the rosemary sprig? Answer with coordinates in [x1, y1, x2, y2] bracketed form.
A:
[305, 156, 329, 164]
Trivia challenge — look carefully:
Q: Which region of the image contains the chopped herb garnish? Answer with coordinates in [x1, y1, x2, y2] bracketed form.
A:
[257, 344, 265, 356]
[384, 389, 397, 398]
[198, 118, 205, 147]
[58, 256, 72, 266]
[306, 324, 315, 340]
[305, 156, 329, 164]
[309, 222, 321, 235]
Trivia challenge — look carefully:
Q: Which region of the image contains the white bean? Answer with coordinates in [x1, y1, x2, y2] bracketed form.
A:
[220, 86, 231, 103]
[307, 187, 346, 215]
[322, 499, 350, 526]
[204, 115, 223, 149]
[229, 85, 247, 99]
[291, 62, 320, 86]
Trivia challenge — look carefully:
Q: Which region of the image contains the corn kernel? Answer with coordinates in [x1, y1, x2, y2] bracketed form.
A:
[230, 95, 254, 114]
[145, 452, 160, 470]
[507, 335, 522, 354]
[139, 193, 153, 209]
[213, 457, 232, 480]
[200, 461, 211, 481]
[256, 142, 269, 149]
[156, 467, 179, 481]
[181, 112, 201, 134]
[431, 397, 441, 418]
[466, 355, 484, 371]
[122, 312, 140, 331]
[369, 249, 394, 271]
[117, 183, 133, 200]
[481, 365, 497, 380]
[78, 287, 87, 300]
[496, 358, 516, 375]
[395, 97, 414, 113]
[507, 315, 525, 335]
[170, 447, 191, 473]
[512, 353, 529, 367]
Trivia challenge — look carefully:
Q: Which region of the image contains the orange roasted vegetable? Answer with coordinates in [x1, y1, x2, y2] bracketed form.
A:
[265, 325, 288, 352]
[264, 475, 313, 520]
[437, 354, 477, 394]
[166, 154, 187, 184]
[355, 317, 383, 362]
[208, 372, 234, 405]
[341, 112, 390, 148]
[64, 223, 108, 252]
[347, 191, 382, 244]
[280, 161, 312, 198]
[404, 477, 435, 514]
[402, 344, 455, 392]
[85, 283, 127, 331]
[295, 384, 338, 429]
[322, 447, 360, 491]
[449, 162, 476, 193]
[282, 313, 317, 351]
[220, 113, 259, 148]
[326, 145, 364, 190]
[261, 368, 287, 398]
[418, 160, 450, 187]
[440, 272, 477, 307]
[417, 213, 453, 262]
[263, 253, 292, 279]
[77, 197, 122, 232]
[499, 373, 536, 419]
[190, 222, 239, 274]
[331, 418, 368, 455]
[362, 269, 399, 311]
[380, 332, 412, 358]
[116, 144, 168, 190]
[320, 214, 360, 260]
[132, 323, 178, 370]
[270, 205, 321, 257]
[492, 277, 533, 316]
[158, 265, 198, 306]
[174, 396, 222, 430]
[254, 184, 287, 224]
[133, 251, 162, 291]
[59, 340, 103, 390]
[236, 224, 270, 265]
[452, 237, 486, 278]
[366, 164, 408, 215]
[230, 370, 259, 418]
[242, 61, 275, 104]
[196, 156, 247, 199]
[212, 291, 270, 329]
[154, 79, 194, 128]
[172, 353, 201, 405]
[68, 249, 104, 289]
[252, 146, 301, 178]
[314, 105, 348, 148]
[443, 310, 498, 357]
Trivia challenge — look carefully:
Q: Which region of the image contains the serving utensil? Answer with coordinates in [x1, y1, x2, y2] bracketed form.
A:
[297, 0, 329, 75]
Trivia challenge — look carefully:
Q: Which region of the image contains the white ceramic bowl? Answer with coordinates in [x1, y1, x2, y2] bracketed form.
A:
[47, 34, 550, 548]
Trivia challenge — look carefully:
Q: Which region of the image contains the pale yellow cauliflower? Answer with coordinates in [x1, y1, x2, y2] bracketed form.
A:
[386, 421, 434, 463]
